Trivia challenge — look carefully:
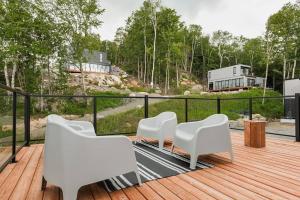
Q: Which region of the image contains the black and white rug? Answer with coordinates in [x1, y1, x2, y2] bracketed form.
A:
[100, 141, 213, 192]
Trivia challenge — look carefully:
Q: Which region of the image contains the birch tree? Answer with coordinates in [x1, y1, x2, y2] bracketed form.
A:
[147, 0, 161, 88]
[188, 25, 202, 74]
[211, 30, 232, 68]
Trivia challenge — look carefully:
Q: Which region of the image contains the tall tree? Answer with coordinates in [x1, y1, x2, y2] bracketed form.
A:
[147, 0, 160, 88]
[48, 0, 104, 94]
[211, 30, 233, 68]
[188, 25, 202, 74]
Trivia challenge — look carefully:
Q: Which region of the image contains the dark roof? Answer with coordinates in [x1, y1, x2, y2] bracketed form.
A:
[83, 50, 111, 66]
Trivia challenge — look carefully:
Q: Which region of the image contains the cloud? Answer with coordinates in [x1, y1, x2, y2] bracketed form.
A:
[98, 0, 294, 40]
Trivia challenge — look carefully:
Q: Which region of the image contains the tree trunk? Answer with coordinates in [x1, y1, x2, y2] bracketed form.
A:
[11, 61, 17, 88]
[262, 58, 269, 104]
[292, 48, 297, 79]
[137, 58, 140, 81]
[190, 38, 196, 74]
[183, 36, 188, 71]
[4, 60, 10, 88]
[201, 39, 206, 80]
[218, 45, 223, 68]
[143, 23, 147, 84]
[287, 62, 291, 79]
[176, 62, 179, 88]
[47, 55, 52, 94]
[40, 71, 44, 112]
[283, 55, 287, 81]
[150, 20, 157, 88]
[250, 52, 254, 67]
[80, 63, 86, 94]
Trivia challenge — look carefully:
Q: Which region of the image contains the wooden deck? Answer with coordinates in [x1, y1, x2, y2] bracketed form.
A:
[1, 132, 300, 200]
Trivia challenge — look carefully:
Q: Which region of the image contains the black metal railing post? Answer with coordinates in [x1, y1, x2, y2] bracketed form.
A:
[296, 93, 300, 142]
[12, 92, 17, 163]
[185, 98, 188, 122]
[93, 96, 97, 133]
[24, 94, 30, 146]
[217, 97, 221, 114]
[249, 98, 253, 120]
[144, 95, 149, 118]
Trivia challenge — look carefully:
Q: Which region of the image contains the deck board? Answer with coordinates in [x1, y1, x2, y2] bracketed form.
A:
[0, 132, 300, 200]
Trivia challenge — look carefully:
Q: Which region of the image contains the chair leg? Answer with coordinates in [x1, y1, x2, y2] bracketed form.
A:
[135, 171, 142, 186]
[41, 176, 47, 191]
[62, 185, 79, 200]
[190, 154, 198, 170]
[158, 138, 165, 150]
[135, 136, 141, 144]
[170, 145, 175, 154]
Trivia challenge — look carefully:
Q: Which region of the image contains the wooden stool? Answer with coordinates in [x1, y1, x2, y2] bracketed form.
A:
[244, 120, 266, 148]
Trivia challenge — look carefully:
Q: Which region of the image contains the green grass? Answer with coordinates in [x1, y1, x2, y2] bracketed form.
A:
[29, 91, 125, 117]
[97, 89, 284, 135]
[0, 130, 12, 139]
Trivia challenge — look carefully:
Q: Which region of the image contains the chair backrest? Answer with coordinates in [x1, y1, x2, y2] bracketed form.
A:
[156, 112, 177, 121]
[201, 114, 228, 126]
[44, 114, 83, 182]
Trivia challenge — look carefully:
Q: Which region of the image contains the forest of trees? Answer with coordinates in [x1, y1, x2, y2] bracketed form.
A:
[1, 0, 300, 95]
[0, 0, 103, 94]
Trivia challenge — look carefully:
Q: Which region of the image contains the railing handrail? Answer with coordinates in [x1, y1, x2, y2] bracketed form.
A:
[0, 83, 29, 96]
[1, 82, 296, 100]
[0, 82, 299, 173]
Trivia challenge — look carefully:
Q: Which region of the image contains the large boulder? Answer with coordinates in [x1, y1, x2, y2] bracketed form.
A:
[252, 114, 266, 121]
[191, 84, 204, 93]
[184, 90, 191, 96]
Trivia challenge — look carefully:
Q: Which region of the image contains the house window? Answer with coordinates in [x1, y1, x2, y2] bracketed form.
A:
[247, 78, 255, 86]
[100, 54, 103, 62]
[233, 67, 236, 75]
[221, 81, 225, 88]
[242, 67, 249, 76]
[208, 72, 211, 79]
[236, 79, 240, 87]
[240, 78, 244, 87]
[225, 80, 229, 88]
[229, 79, 233, 87]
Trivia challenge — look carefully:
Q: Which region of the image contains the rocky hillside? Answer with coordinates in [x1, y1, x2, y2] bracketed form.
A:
[68, 66, 142, 93]
[68, 66, 205, 95]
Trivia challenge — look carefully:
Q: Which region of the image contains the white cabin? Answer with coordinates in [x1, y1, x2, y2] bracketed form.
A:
[67, 50, 111, 73]
[207, 64, 265, 91]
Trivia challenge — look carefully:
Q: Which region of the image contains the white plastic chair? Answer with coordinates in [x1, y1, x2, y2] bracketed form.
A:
[171, 114, 233, 169]
[42, 114, 141, 200]
[136, 112, 177, 150]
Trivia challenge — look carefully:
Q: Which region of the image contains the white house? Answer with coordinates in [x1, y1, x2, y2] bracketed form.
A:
[207, 64, 265, 91]
[67, 50, 111, 73]
[283, 79, 300, 119]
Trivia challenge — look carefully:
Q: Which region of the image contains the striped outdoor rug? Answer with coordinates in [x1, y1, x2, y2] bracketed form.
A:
[101, 141, 213, 192]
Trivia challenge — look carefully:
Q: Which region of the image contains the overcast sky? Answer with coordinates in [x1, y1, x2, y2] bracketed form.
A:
[99, 0, 294, 41]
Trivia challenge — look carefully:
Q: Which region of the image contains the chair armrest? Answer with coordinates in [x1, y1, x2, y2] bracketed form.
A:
[70, 135, 137, 174]
[78, 130, 96, 136]
[67, 120, 94, 130]
[68, 124, 84, 131]
[62, 135, 138, 186]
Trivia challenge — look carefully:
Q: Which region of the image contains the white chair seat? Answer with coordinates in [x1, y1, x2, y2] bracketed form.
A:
[172, 114, 233, 169]
[173, 130, 194, 151]
[136, 112, 177, 150]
